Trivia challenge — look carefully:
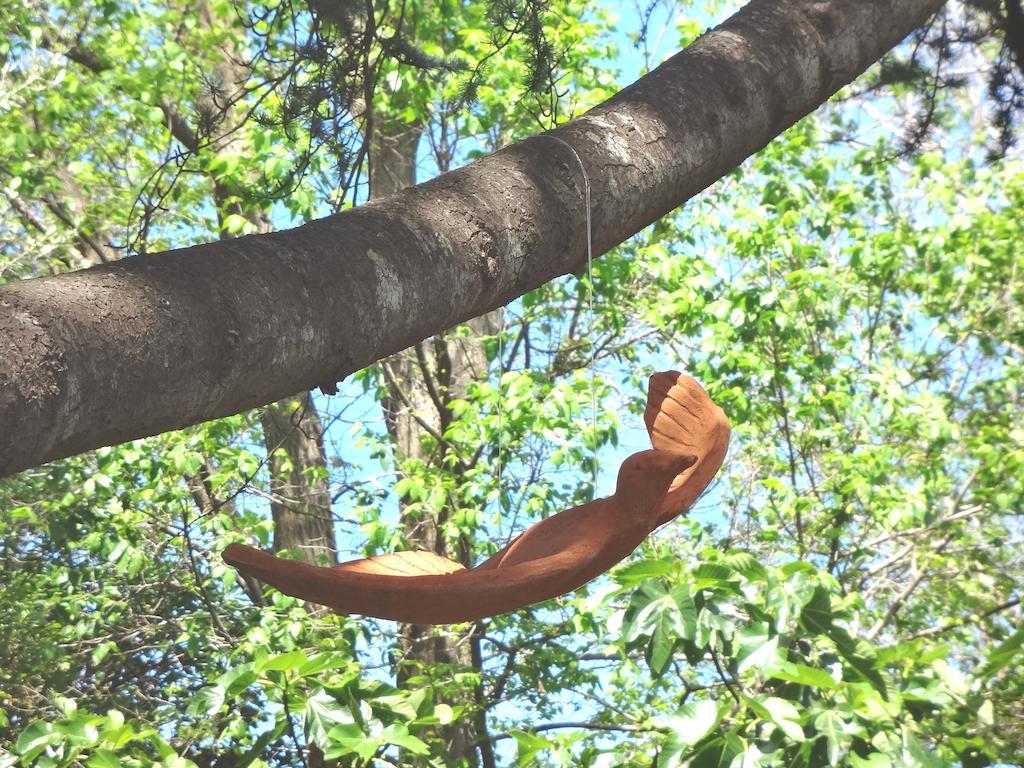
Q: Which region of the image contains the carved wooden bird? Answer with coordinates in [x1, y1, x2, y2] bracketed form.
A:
[222, 371, 729, 624]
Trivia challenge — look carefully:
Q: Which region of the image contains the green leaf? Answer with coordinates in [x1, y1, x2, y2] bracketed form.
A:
[799, 586, 832, 634]
[87, 749, 122, 768]
[692, 563, 738, 588]
[658, 700, 722, 767]
[56, 716, 100, 744]
[323, 722, 366, 758]
[849, 753, 892, 768]
[981, 626, 1024, 675]
[628, 589, 688, 674]
[259, 650, 308, 673]
[849, 682, 901, 723]
[614, 558, 674, 586]
[671, 584, 698, 641]
[689, 732, 745, 768]
[977, 699, 994, 726]
[382, 723, 430, 755]
[15, 721, 57, 756]
[434, 704, 454, 725]
[217, 663, 258, 698]
[223, 213, 249, 234]
[735, 623, 779, 673]
[766, 660, 838, 690]
[232, 723, 287, 768]
[722, 551, 767, 579]
[298, 652, 351, 676]
[305, 691, 357, 749]
[511, 729, 555, 765]
[373, 686, 428, 720]
[901, 727, 944, 768]
[814, 710, 852, 765]
[263, 156, 290, 179]
[831, 627, 886, 693]
[188, 685, 226, 716]
[759, 696, 805, 741]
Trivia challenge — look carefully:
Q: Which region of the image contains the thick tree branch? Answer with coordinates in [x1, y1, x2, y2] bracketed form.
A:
[0, 0, 946, 475]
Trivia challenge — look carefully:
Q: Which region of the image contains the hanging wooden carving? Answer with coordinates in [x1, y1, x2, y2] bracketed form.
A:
[222, 371, 729, 624]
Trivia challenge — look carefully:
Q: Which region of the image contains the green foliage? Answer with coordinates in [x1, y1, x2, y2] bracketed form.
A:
[2, 1, 1023, 767]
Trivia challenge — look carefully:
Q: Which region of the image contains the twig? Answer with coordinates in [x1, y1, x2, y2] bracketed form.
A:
[906, 595, 1021, 641]
[486, 721, 659, 743]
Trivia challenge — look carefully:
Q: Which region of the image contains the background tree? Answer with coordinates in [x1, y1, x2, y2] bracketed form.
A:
[1, 1, 1022, 767]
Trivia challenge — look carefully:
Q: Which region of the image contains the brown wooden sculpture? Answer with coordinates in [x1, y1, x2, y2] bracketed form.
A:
[222, 371, 729, 624]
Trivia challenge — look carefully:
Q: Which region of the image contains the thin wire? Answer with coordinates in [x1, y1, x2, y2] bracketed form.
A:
[540, 134, 598, 493]
[496, 308, 505, 513]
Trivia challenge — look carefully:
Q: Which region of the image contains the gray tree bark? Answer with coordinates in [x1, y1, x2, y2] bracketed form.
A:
[261, 393, 335, 564]
[192, 0, 337, 573]
[369, 109, 493, 763]
[0, 0, 946, 476]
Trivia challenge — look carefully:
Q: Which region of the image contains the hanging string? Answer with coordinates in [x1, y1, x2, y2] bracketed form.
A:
[540, 133, 599, 493]
[496, 305, 505, 514]
[494, 133, 599, 526]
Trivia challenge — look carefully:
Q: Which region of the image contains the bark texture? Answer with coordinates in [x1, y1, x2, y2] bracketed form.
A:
[193, 0, 337, 573]
[369, 116, 488, 763]
[0, 0, 946, 475]
[381, 328, 492, 764]
[262, 393, 336, 563]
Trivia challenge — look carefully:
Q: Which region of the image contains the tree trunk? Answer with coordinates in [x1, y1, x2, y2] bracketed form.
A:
[193, 9, 335, 768]
[191, 0, 336, 572]
[0, 0, 947, 476]
[261, 393, 335, 564]
[370, 117, 490, 764]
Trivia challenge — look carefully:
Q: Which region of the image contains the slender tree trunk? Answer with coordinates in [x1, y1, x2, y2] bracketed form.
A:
[190, 1, 337, 572]
[194, 5, 335, 762]
[261, 392, 336, 564]
[369, 118, 492, 764]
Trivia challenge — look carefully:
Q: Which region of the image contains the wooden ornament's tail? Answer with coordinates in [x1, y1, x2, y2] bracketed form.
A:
[644, 371, 730, 525]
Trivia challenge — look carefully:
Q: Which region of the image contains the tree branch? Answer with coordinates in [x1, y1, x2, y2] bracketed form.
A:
[0, 0, 947, 476]
[905, 595, 1021, 641]
[866, 530, 955, 640]
[41, 31, 201, 152]
[487, 721, 659, 743]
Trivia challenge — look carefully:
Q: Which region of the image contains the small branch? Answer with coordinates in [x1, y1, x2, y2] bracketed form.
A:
[866, 530, 954, 640]
[41, 193, 112, 263]
[3, 189, 47, 233]
[860, 504, 981, 550]
[470, 622, 498, 768]
[710, 648, 741, 705]
[183, 471, 265, 606]
[412, 342, 449, 424]
[41, 32, 200, 152]
[179, 507, 232, 641]
[487, 721, 659, 743]
[906, 595, 1021, 641]
[282, 678, 310, 768]
[379, 359, 448, 447]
